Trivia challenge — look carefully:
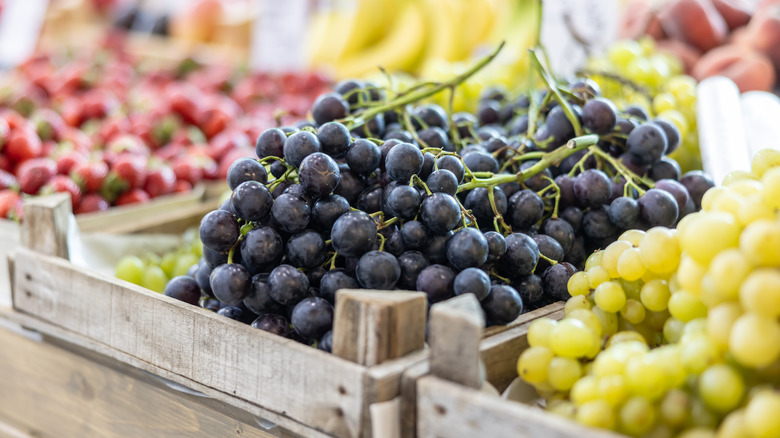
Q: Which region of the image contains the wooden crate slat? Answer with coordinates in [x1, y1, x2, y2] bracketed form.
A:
[12, 247, 367, 437]
[417, 376, 622, 438]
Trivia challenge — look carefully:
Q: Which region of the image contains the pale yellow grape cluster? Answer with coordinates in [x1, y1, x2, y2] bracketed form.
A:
[115, 231, 202, 293]
[586, 38, 701, 174]
[517, 148, 780, 438]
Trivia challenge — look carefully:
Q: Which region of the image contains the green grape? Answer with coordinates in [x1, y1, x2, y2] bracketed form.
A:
[639, 227, 681, 274]
[699, 364, 744, 413]
[751, 148, 780, 178]
[739, 269, 780, 318]
[172, 253, 199, 277]
[619, 230, 645, 246]
[587, 266, 611, 289]
[745, 390, 780, 438]
[547, 400, 576, 419]
[517, 346, 553, 384]
[677, 255, 705, 296]
[737, 194, 774, 225]
[617, 247, 646, 282]
[663, 317, 685, 344]
[625, 354, 667, 400]
[547, 357, 582, 391]
[740, 220, 780, 267]
[550, 318, 597, 359]
[716, 409, 749, 438]
[640, 279, 671, 312]
[706, 302, 741, 350]
[653, 92, 676, 114]
[706, 248, 751, 301]
[592, 306, 619, 337]
[602, 240, 632, 279]
[115, 256, 145, 285]
[598, 374, 628, 407]
[160, 252, 178, 277]
[668, 290, 707, 322]
[650, 345, 685, 388]
[606, 331, 648, 349]
[527, 317, 557, 348]
[591, 341, 647, 377]
[710, 189, 745, 217]
[618, 278, 642, 301]
[620, 299, 646, 325]
[576, 399, 616, 430]
[688, 398, 719, 429]
[594, 281, 626, 313]
[619, 396, 657, 437]
[142, 266, 168, 293]
[761, 167, 780, 210]
[585, 251, 604, 271]
[680, 335, 719, 375]
[644, 309, 670, 332]
[679, 212, 740, 265]
[570, 375, 599, 406]
[677, 427, 716, 438]
[729, 313, 780, 368]
[568, 309, 602, 337]
[607, 40, 643, 68]
[567, 271, 591, 296]
[564, 295, 592, 314]
[660, 388, 691, 428]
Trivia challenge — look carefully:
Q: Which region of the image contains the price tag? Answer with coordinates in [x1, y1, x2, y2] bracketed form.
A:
[540, 0, 619, 78]
[0, 0, 50, 68]
[250, 0, 309, 72]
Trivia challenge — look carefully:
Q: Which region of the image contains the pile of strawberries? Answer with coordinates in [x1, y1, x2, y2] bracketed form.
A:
[0, 44, 330, 220]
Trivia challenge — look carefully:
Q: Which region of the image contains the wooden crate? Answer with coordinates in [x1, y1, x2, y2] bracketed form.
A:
[414, 295, 623, 438]
[4, 194, 429, 438]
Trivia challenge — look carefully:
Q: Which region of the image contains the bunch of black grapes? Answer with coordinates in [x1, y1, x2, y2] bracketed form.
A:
[164, 78, 713, 351]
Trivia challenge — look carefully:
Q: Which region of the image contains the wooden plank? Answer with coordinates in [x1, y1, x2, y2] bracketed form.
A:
[428, 294, 485, 389]
[480, 303, 566, 392]
[333, 290, 427, 367]
[0, 325, 290, 438]
[417, 376, 622, 438]
[21, 193, 71, 259]
[12, 248, 367, 438]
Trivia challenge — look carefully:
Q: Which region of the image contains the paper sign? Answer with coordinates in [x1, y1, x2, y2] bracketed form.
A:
[0, 0, 50, 68]
[540, 0, 619, 78]
[250, 0, 309, 72]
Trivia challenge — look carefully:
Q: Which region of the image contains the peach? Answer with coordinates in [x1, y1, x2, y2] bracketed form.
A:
[743, 4, 780, 73]
[170, 0, 225, 43]
[656, 39, 702, 73]
[658, 0, 729, 52]
[619, 0, 657, 39]
[692, 45, 776, 92]
[712, 0, 754, 30]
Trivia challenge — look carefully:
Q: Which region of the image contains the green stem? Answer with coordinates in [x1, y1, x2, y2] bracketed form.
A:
[588, 146, 654, 194]
[529, 49, 583, 137]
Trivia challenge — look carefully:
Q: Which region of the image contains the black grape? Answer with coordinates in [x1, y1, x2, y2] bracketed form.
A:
[482, 285, 523, 325]
[355, 250, 401, 290]
[453, 268, 491, 301]
[165, 276, 201, 305]
[210, 263, 251, 306]
[268, 264, 310, 306]
[199, 210, 239, 252]
[291, 297, 334, 340]
[227, 157, 268, 190]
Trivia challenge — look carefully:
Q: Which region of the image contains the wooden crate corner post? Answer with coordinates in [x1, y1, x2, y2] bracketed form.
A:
[429, 294, 485, 389]
[21, 193, 72, 259]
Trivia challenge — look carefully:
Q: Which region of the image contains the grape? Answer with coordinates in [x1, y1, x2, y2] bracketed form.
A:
[739, 219, 780, 267]
[424, 232, 452, 264]
[415, 264, 455, 303]
[541, 218, 575, 253]
[464, 187, 507, 224]
[346, 139, 381, 175]
[210, 263, 251, 306]
[199, 210, 240, 252]
[627, 123, 668, 165]
[548, 356, 582, 391]
[484, 231, 507, 264]
[729, 313, 780, 368]
[582, 97, 618, 135]
[251, 314, 292, 338]
[400, 220, 428, 249]
[550, 318, 596, 358]
[453, 268, 491, 301]
[497, 233, 539, 278]
[582, 206, 617, 241]
[427, 169, 458, 195]
[217, 306, 246, 322]
[256, 128, 286, 158]
[116, 255, 145, 285]
[507, 190, 544, 229]
[332, 165, 365, 204]
[561, 206, 583, 230]
[286, 230, 327, 269]
[412, 104, 449, 130]
[652, 118, 681, 154]
[267, 264, 309, 306]
[227, 157, 268, 190]
[699, 364, 744, 413]
[312, 92, 349, 126]
[164, 276, 201, 305]
[420, 193, 461, 234]
[436, 155, 465, 183]
[680, 171, 715, 209]
[619, 396, 657, 436]
[532, 234, 564, 272]
[386, 185, 421, 220]
[608, 196, 640, 229]
[319, 269, 358, 304]
[482, 284, 523, 325]
[317, 330, 333, 352]
[446, 227, 489, 270]
[462, 151, 499, 173]
[291, 297, 333, 341]
[311, 194, 350, 232]
[542, 262, 576, 301]
[745, 391, 780, 438]
[517, 346, 553, 383]
[649, 156, 681, 181]
[243, 274, 280, 314]
[298, 152, 340, 200]
[385, 142, 423, 183]
[317, 122, 351, 158]
[270, 193, 311, 234]
[284, 131, 322, 168]
[355, 250, 400, 290]
[397, 251, 430, 290]
[573, 169, 612, 208]
[418, 127, 450, 150]
[231, 181, 273, 222]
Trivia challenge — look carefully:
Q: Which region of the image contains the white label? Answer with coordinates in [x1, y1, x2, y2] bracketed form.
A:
[250, 0, 309, 72]
[540, 0, 619, 78]
[0, 0, 49, 68]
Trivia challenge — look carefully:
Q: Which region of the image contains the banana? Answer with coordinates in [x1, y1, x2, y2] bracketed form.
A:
[332, 0, 428, 79]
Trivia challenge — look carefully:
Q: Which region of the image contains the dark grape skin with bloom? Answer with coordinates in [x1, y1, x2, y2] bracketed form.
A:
[311, 92, 349, 126]
[446, 227, 489, 270]
[542, 262, 577, 301]
[385, 142, 423, 183]
[427, 169, 458, 195]
[252, 314, 293, 338]
[199, 210, 240, 253]
[268, 264, 310, 306]
[210, 263, 251, 306]
[291, 297, 334, 341]
[286, 230, 327, 269]
[397, 251, 430, 290]
[256, 128, 286, 158]
[420, 193, 461, 235]
[298, 152, 341, 200]
[231, 181, 272, 222]
[284, 131, 322, 168]
[346, 139, 381, 175]
[638, 188, 679, 228]
[609, 196, 641, 229]
[355, 250, 401, 290]
[453, 268, 491, 301]
[227, 157, 268, 190]
[331, 211, 377, 258]
[270, 193, 311, 234]
[416, 264, 455, 303]
[627, 123, 668, 165]
[317, 122, 351, 158]
[482, 285, 524, 325]
[165, 276, 202, 306]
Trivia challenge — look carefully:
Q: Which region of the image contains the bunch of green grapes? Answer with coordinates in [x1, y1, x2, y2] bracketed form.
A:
[517, 149, 780, 438]
[115, 231, 202, 293]
[585, 38, 701, 174]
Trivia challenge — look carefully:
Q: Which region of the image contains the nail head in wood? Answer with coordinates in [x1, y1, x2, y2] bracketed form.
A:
[332, 290, 427, 367]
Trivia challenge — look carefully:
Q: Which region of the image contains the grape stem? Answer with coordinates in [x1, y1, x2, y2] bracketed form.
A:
[529, 49, 583, 137]
[538, 253, 558, 266]
[343, 41, 506, 130]
[588, 146, 654, 194]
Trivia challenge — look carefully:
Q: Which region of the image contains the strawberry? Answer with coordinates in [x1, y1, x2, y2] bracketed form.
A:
[154, 142, 185, 162]
[5, 128, 42, 163]
[0, 110, 27, 131]
[0, 155, 9, 172]
[168, 84, 203, 125]
[206, 129, 250, 162]
[32, 109, 66, 141]
[0, 117, 9, 147]
[112, 153, 148, 189]
[0, 169, 16, 190]
[75, 193, 109, 214]
[61, 98, 84, 127]
[16, 158, 57, 194]
[97, 116, 131, 144]
[199, 106, 230, 139]
[60, 127, 93, 153]
[41, 175, 82, 208]
[143, 165, 176, 198]
[174, 180, 192, 193]
[115, 188, 150, 206]
[0, 190, 22, 219]
[172, 157, 203, 186]
[55, 148, 88, 175]
[70, 160, 109, 193]
[106, 134, 149, 157]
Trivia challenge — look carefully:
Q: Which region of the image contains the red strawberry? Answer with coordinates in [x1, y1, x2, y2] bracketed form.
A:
[0, 117, 9, 147]
[16, 158, 57, 194]
[32, 109, 66, 141]
[55, 149, 87, 175]
[41, 140, 57, 158]
[5, 128, 42, 163]
[41, 175, 82, 208]
[0, 155, 9, 172]
[206, 129, 250, 161]
[172, 158, 203, 186]
[0, 190, 22, 219]
[168, 84, 203, 125]
[0, 169, 16, 190]
[174, 180, 192, 193]
[61, 98, 84, 127]
[106, 134, 149, 157]
[71, 161, 109, 192]
[199, 106, 230, 139]
[217, 146, 255, 179]
[0, 110, 27, 131]
[82, 91, 113, 121]
[75, 193, 110, 214]
[60, 127, 93, 153]
[115, 188, 150, 206]
[154, 142, 186, 162]
[112, 153, 148, 189]
[143, 165, 176, 198]
[97, 116, 131, 144]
